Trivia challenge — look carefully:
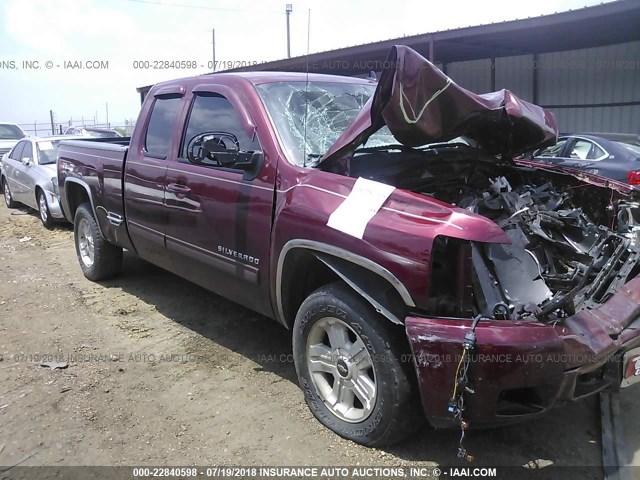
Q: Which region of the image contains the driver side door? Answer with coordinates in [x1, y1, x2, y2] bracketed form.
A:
[163, 88, 275, 316]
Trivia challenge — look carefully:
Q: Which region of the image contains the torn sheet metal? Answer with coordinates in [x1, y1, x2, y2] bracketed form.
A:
[321, 45, 558, 165]
[327, 177, 395, 238]
[459, 176, 640, 320]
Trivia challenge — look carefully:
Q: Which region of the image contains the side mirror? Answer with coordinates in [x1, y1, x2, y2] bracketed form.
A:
[21, 157, 32, 166]
[187, 132, 261, 172]
[202, 134, 239, 167]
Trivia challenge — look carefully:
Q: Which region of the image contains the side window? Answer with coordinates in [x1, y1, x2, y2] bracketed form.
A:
[569, 140, 591, 160]
[10, 141, 25, 160]
[21, 142, 33, 161]
[537, 139, 567, 158]
[588, 142, 606, 160]
[568, 139, 606, 160]
[182, 94, 260, 163]
[144, 96, 182, 158]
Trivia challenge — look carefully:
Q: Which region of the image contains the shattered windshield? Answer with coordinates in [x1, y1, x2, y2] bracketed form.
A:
[256, 81, 396, 167]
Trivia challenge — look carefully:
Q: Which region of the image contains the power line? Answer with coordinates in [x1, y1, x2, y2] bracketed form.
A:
[126, 0, 279, 14]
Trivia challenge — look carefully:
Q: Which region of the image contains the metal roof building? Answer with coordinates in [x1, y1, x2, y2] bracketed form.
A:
[138, 0, 640, 133]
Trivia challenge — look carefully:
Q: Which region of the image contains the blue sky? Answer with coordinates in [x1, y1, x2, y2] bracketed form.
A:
[0, 0, 609, 130]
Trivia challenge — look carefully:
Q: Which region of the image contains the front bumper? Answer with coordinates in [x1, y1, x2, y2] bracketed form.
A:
[406, 276, 640, 428]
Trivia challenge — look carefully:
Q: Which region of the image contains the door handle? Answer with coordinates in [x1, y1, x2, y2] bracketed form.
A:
[166, 183, 191, 194]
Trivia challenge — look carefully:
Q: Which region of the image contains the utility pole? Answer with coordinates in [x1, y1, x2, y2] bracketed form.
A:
[49, 110, 54, 135]
[212, 28, 216, 72]
[286, 4, 292, 58]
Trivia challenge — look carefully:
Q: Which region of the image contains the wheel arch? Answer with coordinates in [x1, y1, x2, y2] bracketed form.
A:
[64, 179, 100, 229]
[276, 240, 415, 329]
[34, 184, 44, 202]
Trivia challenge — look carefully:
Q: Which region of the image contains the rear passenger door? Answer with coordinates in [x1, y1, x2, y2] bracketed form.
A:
[163, 87, 275, 316]
[125, 91, 183, 269]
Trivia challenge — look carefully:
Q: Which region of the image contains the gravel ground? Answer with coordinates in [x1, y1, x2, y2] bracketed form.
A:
[0, 200, 634, 479]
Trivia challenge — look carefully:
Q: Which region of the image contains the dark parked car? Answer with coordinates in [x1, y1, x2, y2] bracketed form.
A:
[57, 46, 640, 448]
[532, 133, 640, 184]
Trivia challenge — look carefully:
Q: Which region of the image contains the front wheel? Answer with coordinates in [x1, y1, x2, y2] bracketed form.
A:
[38, 190, 55, 229]
[74, 203, 122, 281]
[293, 283, 422, 446]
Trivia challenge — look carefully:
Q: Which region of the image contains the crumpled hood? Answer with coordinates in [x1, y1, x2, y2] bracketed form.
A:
[321, 45, 558, 164]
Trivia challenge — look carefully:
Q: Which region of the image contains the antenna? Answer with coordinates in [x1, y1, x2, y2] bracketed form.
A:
[302, 9, 311, 168]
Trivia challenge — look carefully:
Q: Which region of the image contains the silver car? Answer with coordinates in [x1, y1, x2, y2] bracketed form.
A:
[1, 136, 79, 228]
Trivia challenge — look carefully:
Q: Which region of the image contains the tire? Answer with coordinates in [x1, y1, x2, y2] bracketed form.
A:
[292, 282, 423, 447]
[37, 190, 55, 229]
[3, 178, 16, 208]
[73, 203, 122, 281]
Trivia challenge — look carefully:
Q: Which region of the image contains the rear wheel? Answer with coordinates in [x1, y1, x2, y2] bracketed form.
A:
[292, 282, 422, 446]
[3, 178, 16, 208]
[37, 190, 55, 229]
[74, 203, 122, 281]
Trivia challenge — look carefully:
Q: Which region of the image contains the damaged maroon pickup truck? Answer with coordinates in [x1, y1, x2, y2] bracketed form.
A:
[58, 46, 640, 448]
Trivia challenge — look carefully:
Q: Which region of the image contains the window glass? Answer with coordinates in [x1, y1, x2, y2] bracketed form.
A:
[570, 140, 605, 160]
[10, 141, 25, 160]
[588, 143, 606, 160]
[537, 139, 567, 158]
[0, 124, 25, 140]
[21, 142, 33, 160]
[145, 96, 182, 157]
[256, 81, 392, 167]
[618, 141, 640, 157]
[37, 140, 61, 165]
[182, 94, 260, 160]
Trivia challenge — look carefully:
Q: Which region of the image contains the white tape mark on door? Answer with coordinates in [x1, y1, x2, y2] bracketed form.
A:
[327, 177, 395, 239]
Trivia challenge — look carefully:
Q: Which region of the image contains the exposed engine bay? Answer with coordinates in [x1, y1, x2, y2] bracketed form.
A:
[332, 144, 640, 322]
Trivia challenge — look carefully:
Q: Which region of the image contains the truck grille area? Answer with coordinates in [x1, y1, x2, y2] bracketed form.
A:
[464, 179, 640, 322]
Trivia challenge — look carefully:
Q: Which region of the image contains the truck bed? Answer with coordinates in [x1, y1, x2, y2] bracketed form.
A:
[57, 139, 134, 250]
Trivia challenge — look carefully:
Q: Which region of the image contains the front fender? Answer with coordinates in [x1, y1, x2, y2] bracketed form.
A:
[270, 168, 509, 312]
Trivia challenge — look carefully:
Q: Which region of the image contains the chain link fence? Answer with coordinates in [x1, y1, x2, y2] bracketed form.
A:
[17, 120, 135, 137]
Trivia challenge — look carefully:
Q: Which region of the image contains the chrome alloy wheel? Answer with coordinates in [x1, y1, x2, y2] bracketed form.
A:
[306, 317, 377, 423]
[39, 193, 48, 222]
[77, 217, 95, 268]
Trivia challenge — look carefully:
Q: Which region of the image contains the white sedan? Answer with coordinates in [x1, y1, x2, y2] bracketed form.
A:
[0, 122, 27, 159]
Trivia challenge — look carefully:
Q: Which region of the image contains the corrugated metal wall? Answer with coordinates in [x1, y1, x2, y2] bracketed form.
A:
[495, 55, 534, 101]
[446, 59, 493, 94]
[443, 41, 640, 134]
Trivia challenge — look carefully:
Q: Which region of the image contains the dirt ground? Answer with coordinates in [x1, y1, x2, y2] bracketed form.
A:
[0, 201, 635, 478]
